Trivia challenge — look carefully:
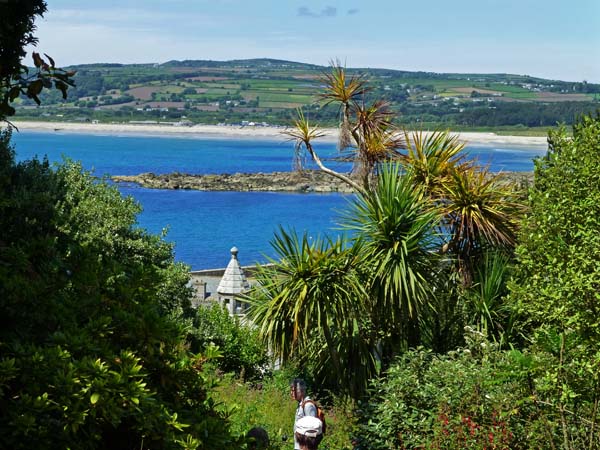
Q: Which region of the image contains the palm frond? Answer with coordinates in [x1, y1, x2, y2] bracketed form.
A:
[318, 60, 370, 152]
[440, 166, 525, 284]
[282, 109, 326, 171]
[340, 163, 439, 347]
[463, 250, 513, 343]
[319, 60, 369, 108]
[350, 101, 405, 183]
[354, 100, 396, 136]
[244, 227, 370, 396]
[441, 167, 523, 250]
[399, 129, 468, 195]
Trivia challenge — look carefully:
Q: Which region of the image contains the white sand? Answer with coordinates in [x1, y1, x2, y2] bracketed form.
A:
[8, 120, 548, 148]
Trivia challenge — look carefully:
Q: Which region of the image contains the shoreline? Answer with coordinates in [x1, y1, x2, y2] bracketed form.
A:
[8, 120, 548, 148]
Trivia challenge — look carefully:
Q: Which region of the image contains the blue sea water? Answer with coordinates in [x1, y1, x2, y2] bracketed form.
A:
[11, 130, 546, 269]
[11, 130, 349, 175]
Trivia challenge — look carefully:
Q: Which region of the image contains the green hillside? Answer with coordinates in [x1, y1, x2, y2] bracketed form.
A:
[14, 58, 600, 131]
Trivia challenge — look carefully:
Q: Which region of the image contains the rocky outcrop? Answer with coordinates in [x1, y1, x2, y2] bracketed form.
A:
[112, 170, 533, 193]
[112, 170, 356, 193]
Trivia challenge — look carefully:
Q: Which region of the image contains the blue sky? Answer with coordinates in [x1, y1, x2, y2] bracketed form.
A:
[29, 0, 600, 82]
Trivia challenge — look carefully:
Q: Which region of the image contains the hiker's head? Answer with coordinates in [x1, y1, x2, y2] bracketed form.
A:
[246, 426, 269, 450]
[295, 416, 323, 450]
[290, 378, 307, 401]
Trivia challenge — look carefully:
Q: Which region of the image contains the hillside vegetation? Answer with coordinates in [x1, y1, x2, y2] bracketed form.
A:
[14, 58, 600, 131]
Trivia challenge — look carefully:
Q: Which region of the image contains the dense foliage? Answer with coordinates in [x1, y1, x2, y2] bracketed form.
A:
[506, 114, 600, 448]
[358, 339, 522, 449]
[0, 131, 240, 449]
[189, 304, 269, 380]
[249, 66, 525, 400]
[354, 115, 600, 449]
[510, 115, 600, 341]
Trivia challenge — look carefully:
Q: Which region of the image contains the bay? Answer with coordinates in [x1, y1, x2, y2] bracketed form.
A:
[12, 130, 546, 269]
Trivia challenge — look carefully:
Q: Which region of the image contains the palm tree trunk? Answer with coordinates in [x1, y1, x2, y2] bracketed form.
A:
[306, 142, 365, 194]
[321, 318, 343, 387]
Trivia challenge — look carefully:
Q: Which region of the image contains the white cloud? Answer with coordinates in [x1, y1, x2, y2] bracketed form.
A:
[26, 2, 600, 82]
[297, 5, 337, 18]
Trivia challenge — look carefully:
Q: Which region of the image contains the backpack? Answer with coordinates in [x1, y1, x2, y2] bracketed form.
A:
[302, 399, 327, 435]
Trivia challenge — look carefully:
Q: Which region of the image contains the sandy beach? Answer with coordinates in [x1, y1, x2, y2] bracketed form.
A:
[8, 120, 548, 148]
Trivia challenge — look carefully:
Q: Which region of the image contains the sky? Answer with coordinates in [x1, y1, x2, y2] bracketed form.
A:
[27, 0, 600, 83]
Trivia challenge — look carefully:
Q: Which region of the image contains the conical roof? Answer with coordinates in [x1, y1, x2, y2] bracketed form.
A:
[217, 247, 250, 295]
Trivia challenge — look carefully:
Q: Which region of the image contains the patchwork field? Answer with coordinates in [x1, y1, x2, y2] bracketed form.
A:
[18, 58, 598, 128]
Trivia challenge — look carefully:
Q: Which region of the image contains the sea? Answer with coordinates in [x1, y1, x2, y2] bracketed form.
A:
[11, 130, 546, 270]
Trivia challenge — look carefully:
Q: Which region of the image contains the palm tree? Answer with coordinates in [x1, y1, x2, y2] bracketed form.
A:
[398, 129, 524, 286]
[319, 60, 369, 150]
[283, 109, 364, 193]
[439, 166, 523, 285]
[245, 228, 372, 397]
[286, 64, 406, 191]
[398, 129, 468, 196]
[341, 163, 440, 356]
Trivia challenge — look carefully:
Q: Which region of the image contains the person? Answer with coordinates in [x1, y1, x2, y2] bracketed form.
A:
[294, 416, 323, 450]
[246, 426, 269, 449]
[290, 378, 317, 450]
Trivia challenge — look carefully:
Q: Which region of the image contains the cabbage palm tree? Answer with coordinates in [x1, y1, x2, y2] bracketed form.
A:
[398, 129, 524, 285]
[399, 129, 468, 196]
[319, 60, 369, 150]
[440, 166, 523, 285]
[245, 228, 371, 397]
[287, 64, 405, 190]
[341, 163, 440, 355]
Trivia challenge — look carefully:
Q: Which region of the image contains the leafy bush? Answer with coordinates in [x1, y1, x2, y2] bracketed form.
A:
[189, 304, 269, 380]
[507, 114, 600, 448]
[356, 338, 524, 450]
[0, 130, 239, 449]
[510, 114, 600, 342]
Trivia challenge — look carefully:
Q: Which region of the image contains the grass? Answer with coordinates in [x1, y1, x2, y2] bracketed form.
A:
[487, 83, 537, 98]
[258, 93, 314, 103]
[211, 372, 356, 450]
[260, 101, 306, 109]
[203, 88, 237, 95]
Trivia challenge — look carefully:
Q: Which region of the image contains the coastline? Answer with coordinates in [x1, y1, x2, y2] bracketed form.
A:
[8, 120, 548, 148]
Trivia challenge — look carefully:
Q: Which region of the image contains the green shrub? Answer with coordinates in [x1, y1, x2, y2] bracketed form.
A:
[189, 304, 269, 380]
[0, 130, 239, 449]
[508, 114, 600, 449]
[356, 334, 527, 450]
